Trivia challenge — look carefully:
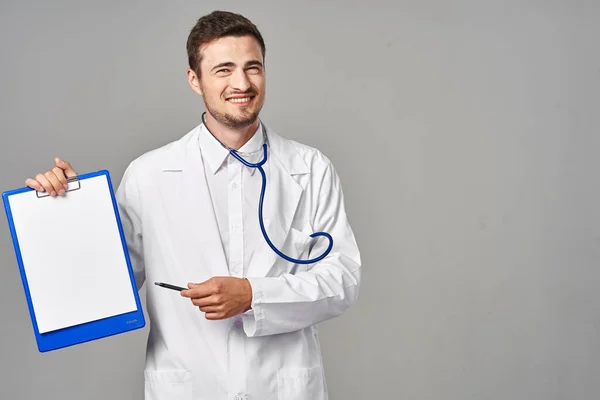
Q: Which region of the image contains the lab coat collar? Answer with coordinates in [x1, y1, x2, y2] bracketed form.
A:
[162, 121, 309, 176]
[198, 122, 265, 176]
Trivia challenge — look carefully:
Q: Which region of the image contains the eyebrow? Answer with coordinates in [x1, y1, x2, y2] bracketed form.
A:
[211, 60, 264, 72]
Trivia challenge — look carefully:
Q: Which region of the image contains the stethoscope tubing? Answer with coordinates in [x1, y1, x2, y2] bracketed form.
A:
[200, 112, 333, 264]
[229, 146, 333, 264]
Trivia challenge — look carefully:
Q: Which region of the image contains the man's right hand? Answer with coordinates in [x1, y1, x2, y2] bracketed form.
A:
[25, 157, 78, 197]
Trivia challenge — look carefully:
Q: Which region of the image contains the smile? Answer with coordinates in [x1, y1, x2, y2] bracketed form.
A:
[227, 97, 254, 104]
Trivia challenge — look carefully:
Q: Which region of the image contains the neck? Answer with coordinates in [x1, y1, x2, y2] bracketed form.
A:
[204, 112, 259, 150]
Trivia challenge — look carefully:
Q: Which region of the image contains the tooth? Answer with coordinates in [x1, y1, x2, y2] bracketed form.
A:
[229, 97, 251, 103]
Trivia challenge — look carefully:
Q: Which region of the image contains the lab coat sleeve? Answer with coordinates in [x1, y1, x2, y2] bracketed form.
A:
[115, 162, 146, 290]
[242, 161, 361, 337]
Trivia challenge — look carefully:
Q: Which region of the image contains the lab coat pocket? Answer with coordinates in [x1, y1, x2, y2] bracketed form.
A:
[286, 227, 313, 258]
[277, 366, 326, 400]
[144, 369, 192, 400]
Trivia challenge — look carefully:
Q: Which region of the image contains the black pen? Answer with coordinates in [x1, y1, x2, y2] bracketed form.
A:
[154, 282, 187, 291]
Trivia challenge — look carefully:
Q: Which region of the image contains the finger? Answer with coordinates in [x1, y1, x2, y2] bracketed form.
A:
[198, 304, 223, 313]
[205, 312, 225, 320]
[52, 166, 69, 191]
[35, 173, 55, 195]
[180, 285, 203, 298]
[55, 157, 77, 178]
[25, 178, 43, 192]
[191, 295, 220, 307]
[44, 170, 66, 196]
[181, 282, 214, 299]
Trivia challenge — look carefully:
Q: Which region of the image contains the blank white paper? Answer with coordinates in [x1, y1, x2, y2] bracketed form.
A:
[8, 175, 138, 334]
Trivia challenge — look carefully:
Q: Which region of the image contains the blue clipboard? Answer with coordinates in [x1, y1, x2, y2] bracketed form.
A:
[2, 170, 145, 352]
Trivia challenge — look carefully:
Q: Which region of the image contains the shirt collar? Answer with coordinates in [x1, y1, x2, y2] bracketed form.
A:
[198, 121, 265, 175]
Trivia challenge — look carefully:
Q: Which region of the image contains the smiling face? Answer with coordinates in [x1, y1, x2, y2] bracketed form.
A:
[187, 35, 265, 130]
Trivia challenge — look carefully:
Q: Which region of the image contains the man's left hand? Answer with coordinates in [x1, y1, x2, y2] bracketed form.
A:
[181, 277, 253, 320]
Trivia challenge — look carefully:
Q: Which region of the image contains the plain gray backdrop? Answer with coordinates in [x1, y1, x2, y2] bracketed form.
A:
[1, 0, 599, 399]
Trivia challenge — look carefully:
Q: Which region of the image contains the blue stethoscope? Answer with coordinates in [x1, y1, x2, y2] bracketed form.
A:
[201, 112, 333, 264]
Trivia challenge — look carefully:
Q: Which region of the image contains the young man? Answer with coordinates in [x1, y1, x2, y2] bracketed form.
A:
[25, 10, 361, 400]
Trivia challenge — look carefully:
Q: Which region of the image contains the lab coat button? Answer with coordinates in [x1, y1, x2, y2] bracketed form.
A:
[233, 394, 247, 400]
[232, 182, 238, 189]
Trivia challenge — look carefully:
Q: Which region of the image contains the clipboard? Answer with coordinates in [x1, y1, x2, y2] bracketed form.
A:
[2, 170, 145, 352]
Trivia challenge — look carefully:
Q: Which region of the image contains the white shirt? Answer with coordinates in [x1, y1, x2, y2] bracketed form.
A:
[197, 122, 268, 277]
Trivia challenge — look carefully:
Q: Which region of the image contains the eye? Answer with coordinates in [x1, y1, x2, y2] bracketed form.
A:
[216, 69, 230, 75]
[247, 66, 261, 73]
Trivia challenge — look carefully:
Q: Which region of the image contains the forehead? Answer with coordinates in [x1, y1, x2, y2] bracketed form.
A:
[199, 35, 263, 68]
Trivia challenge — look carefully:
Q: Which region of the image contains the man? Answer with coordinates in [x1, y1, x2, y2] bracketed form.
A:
[25, 10, 361, 400]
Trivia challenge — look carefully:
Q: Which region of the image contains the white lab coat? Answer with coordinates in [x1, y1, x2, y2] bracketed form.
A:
[115, 123, 361, 400]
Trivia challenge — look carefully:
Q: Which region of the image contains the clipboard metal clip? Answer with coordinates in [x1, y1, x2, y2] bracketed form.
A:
[36, 176, 81, 198]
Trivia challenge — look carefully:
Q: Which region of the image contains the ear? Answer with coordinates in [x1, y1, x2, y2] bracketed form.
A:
[186, 68, 203, 96]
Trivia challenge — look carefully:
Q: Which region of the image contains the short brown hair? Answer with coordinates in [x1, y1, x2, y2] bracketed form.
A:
[186, 11, 266, 76]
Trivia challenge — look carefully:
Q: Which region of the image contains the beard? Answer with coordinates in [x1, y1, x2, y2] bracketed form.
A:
[202, 92, 263, 130]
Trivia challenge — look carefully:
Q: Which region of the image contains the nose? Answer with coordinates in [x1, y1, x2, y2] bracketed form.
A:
[230, 69, 251, 92]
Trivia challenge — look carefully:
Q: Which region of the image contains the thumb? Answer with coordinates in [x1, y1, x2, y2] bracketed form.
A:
[54, 157, 77, 177]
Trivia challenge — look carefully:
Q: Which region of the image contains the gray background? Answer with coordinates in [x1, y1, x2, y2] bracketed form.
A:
[1, 0, 599, 399]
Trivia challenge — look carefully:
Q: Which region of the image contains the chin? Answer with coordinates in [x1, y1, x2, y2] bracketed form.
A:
[207, 101, 263, 129]
[221, 112, 259, 129]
